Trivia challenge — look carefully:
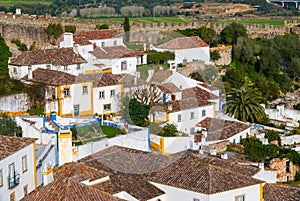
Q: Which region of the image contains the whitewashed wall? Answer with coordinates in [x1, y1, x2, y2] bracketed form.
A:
[150, 182, 261, 201]
[0, 143, 36, 201]
[0, 93, 30, 112]
[282, 135, 300, 145]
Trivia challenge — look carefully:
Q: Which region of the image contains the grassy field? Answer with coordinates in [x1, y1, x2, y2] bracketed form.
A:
[94, 16, 197, 23]
[0, 0, 51, 6]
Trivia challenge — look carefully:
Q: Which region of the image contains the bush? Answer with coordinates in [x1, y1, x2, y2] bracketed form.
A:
[96, 24, 109, 30]
[45, 23, 63, 39]
[295, 171, 300, 181]
[64, 25, 76, 33]
[158, 124, 177, 137]
[27, 104, 44, 115]
[101, 125, 123, 138]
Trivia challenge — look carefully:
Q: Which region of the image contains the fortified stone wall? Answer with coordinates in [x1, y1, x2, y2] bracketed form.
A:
[0, 11, 294, 48]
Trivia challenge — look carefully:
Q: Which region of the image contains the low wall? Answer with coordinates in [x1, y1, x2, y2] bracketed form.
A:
[0, 93, 30, 113]
[282, 135, 300, 145]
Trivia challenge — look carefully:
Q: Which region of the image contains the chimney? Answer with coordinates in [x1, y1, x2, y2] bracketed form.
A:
[43, 163, 54, 186]
[210, 149, 217, 156]
[93, 43, 97, 51]
[221, 153, 228, 160]
[258, 162, 264, 169]
[62, 32, 74, 48]
[143, 43, 147, 51]
[28, 66, 32, 80]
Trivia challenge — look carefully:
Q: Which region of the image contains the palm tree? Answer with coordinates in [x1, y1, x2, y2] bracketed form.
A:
[225, 86, 266, 123]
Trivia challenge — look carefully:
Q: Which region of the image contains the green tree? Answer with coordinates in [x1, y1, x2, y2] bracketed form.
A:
[123, 16, 130, 42]
[147, 51, 175, 64]
[210, 50, 221, 61]
[0, 36, 12, 77]
[0, 114, 22, 136]
[96, 24, 109, 30]
[225, 86, 266, 123]
[288, 57, 300, 81]
[265, 130, 282, 146]
[220, 22, 247, 45]
[129, 98, 150, 127]
[11, 38, 28, 52]
[64, 25, 76, 33]
[158, 124, 177, 137]
[45, 23, 63, 40]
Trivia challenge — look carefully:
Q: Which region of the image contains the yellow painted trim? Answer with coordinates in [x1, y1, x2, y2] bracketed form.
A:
[260, 183, 263, 201]
[85, 68, 112, 74]
[2, 111, 28, 116]
[150, 141, 161, 151]
[79, 110, 94, 116]
[42, 167, 54, 175]
[33, 143, 37, 188]
[166, 112, 170, 122]
[90, 82, 94, 115]
[81, 83, 88, 87]
[57, 86, 62, 116]
[61, 113, 73, 117]
[160, 138, 164, 151]
[72, 149, 77, 156]
[214, 103, 216, 118]
[58, 133, 72, 139]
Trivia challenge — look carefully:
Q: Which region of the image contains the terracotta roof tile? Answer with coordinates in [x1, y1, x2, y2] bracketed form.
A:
[263, 184, 300, 201]
[196, 117, 250, 141]
[147, 150, 263, 195]
[10, 48, 86, 66]
[157, 36, 209, 50]
[23, 68, 76, 86]
[168, 99, 213, 112]
[0, 136, 36, 160]
[90, 46, 143, 59]
[151, 70, 173, 83]
[183, 87, 219, 100]
[76, 73, 144, 88]
[198, 82, 219, 91]
[157, 83, 180, 93]
[74, 30, 119, 45]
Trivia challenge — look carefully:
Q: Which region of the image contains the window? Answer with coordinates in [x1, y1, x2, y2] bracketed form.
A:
[190, 127, 195, 133]
[76, 64, 81, 70]
[171, 95, 176, 101]
[193, 199, 200, 201]
[74, 105, 80, 117]
[190, 112, 195, 119]
[82, 86, 88, 94]
[286, 160, 290, 173]
[101, 42, 105, 47]
[104, 104, 111, 111]
[178, 114, 181, 122]
[63, 88, 70, 97]
[110, 90, 115, 97]
[99, 91, 105, 99]
[121, 61, 127, 71]
[0, 169, 3, 187]
[24, 185, 28, 196]
[10, 192, 15, 201]
[113, 40, 117, 45]
[22, 155, 28, 173]
[46, 64, 51, 70]
[201, 110, 206, 117]
[235, 195, 245, 201]
[13, 67, 17, 73]
[63, 65, 68, 70]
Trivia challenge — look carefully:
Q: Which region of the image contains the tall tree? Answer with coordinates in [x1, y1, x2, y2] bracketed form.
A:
[129, 98, 150, 127]
[225, 86, 266, 123]
[123, 16, 130, 42]
[0, 36, 12, 77]
[0, 114, 22, 136]
[220, 22, 247, 45]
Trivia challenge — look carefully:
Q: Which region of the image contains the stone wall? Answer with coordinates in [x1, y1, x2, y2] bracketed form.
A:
[269, 158, 299, 182]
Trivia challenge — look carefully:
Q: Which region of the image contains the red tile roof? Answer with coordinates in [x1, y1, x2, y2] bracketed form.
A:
[151, 70, 173, 83]
[157, 83, 180, 93]
[0, 136, 36, 160]
[183, 86, 219, 100]
[196, 117, 250, 141]
[90, 46, 143, 59]
[74, 30, 119, 45]
[147, 150, 263, 194]
[263, 184, 300, 201]
[23, 68, 77, 86]
[168, 99, 213, 112]
[198, 82, 219, 91]
[157, 36, 209, 50]
[10, 48, 86, 66]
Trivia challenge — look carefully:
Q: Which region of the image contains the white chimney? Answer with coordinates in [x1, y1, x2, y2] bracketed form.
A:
[277, 104, 285, 116]
[143, 43, 147, 51]
[28, 66, 32, 80]
[61, 33, 74, 48]
[221, 153, 228, 160]
[16, 8, 21, 15]
[43, 163, 54, 186]
[258, 162, 264, 169]
[210, 149, 217, 156]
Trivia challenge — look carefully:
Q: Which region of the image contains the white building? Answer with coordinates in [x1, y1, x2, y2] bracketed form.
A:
[9, 48, 87, 79]
[152, 36, 212, 65]
[0, 136, 37, 201]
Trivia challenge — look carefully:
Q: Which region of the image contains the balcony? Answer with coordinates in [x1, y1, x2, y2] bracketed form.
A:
[8, 173, 20, 189]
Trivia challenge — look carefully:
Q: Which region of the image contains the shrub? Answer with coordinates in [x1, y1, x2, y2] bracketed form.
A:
[96, 24, 109, 30]
[158, 124, 177, 137]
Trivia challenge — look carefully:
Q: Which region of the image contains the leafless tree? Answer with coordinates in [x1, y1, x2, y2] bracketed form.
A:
[133, 84, 163, 106]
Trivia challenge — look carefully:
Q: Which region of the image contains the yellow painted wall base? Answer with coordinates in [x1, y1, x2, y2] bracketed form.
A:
[79, 110, 94, 116]
[2, 111, 28, 116]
